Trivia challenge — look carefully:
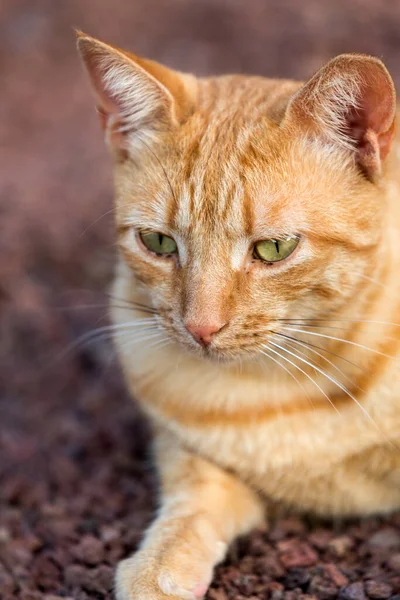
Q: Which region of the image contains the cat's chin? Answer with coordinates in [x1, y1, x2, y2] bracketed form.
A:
[188, 344, 260, 365]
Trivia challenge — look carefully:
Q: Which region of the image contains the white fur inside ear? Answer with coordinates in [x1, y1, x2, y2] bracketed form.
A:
[78, 38, 174, 150]
[307, 72, 362, 151]
[101, 57, 165, 132]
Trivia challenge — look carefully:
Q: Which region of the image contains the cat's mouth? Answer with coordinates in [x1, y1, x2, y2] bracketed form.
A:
[186, 340, 263, 364]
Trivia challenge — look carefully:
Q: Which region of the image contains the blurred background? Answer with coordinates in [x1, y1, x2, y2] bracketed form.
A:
[2, 1, 400, 598]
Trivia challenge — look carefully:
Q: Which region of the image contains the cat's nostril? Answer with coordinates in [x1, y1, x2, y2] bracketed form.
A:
[184, 321, 227, 347]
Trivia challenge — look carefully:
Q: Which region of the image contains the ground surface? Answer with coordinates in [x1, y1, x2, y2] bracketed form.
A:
[1, 1, 400, 598]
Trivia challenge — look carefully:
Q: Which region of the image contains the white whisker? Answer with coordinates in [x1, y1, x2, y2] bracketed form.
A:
[278, 322, 398, 340]
[273, 333, 365, 393]
[269, 339, 379, 426]
[262, 343, 340, 414]
[115, 329, 164, 353]
[280, 326, 400, 361]
[280, 318, 400, 328]
[260, 348, 315, 409]
[52, 319, 158, 363]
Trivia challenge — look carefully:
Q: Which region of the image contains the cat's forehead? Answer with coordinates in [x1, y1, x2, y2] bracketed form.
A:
[117, 81, 356, 243]
[169, 111, 284, 233]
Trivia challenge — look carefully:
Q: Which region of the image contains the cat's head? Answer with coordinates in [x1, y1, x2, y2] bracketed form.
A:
[77, 33, 396, 362]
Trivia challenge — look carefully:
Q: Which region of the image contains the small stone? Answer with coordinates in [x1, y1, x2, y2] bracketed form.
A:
[0, 565, 16, 593]
[268, 582, 284, 592]
[0, 527, 11, 544]
[277, 540, 318, 569]
[328, 536, 354, 557]
[74, 534, 105, 565]
[388, 554, 400, 572]
[41, 503, 66, 518]
[20, 591, 43, 600]
[324, 563, 349, 588]
[364, 581, 392, 599]
[309, 575, 338, 600]
[338, 582, 367, 600]
[283, 568, 311, 590]
[284, 592, 299, 600]
[24, 534, 43, 552]
[308, 529, 332, 550]
[84, 565, 114, 593]
[64, 564, 88, 588]
[100, 524, 120, 544]
[368, 528, 400, 550]
[256, 554, 285, 578]
[233, 574, 258, 595]
[8, 540, 33, 566]
[31, 555, 61, 590]
[390, 576, 400, 593]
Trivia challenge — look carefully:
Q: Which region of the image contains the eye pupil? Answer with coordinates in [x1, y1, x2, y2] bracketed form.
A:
[274, 240, 280, 254]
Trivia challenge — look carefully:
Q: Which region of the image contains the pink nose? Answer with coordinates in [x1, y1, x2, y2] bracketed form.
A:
[185, 321, 226, 347]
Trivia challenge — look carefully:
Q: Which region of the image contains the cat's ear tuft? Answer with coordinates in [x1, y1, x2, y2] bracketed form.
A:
[76, 32, 194, 151]
[284, 54, 396, 177]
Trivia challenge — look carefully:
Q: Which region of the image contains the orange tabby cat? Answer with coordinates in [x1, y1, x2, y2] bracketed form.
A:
[77, 32, 400, 600]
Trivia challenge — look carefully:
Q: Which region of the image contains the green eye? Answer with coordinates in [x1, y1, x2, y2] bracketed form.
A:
[254, 236, 299, 263]
[140, 231, 178, 255]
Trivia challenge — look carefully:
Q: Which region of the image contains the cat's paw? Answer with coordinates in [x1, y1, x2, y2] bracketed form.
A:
[115, 535, 226, 600]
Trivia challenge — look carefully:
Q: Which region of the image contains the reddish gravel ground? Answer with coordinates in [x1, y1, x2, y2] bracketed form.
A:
[1, 1, 400, 599]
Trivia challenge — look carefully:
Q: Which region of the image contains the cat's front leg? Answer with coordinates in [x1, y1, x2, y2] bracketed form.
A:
[115, 430, 265, 600]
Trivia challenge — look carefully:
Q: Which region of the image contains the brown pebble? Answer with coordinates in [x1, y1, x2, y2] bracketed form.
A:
[388, 553, 400, 572]
[253, 554, 285, 578]
[0, 565, 16, 593]
[323, 563, 349, 588]
[328, 535, 354, 557]
[74, 534, 105, 565]
[284, 591, 299, 600]
[277, 540, 318, 568]
[309, 575, 338, 600]
[20, 591, 43, 600]
[271, 590, 285, 600]
[283, 568, 310, 590]
[41, 503, 66, 518]
[338, 582, 367, 600]
[100, 524, 120, 544]
[64, 564, 88, 588]
[269, 582, 285, 592]
[389, 576, 400, 594]
[31, 554, 61, 590]
[308, 529, 333, 550]
[364, 580, 392, 599]
[44, 596, 75, 600]
[368, 528, 400, 550]
[84, 565, 114, 593]
[0, 527, 11, 544]
[24, 533, 43, 552]
[8, 539, 33, 566]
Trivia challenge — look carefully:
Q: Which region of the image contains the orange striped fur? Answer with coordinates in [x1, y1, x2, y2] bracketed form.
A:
[77, 33, 400, 600]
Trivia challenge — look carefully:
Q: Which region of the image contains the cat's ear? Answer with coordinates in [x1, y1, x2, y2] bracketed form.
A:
[284, 54, 396, 177]
[76, 32, 194, 151]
